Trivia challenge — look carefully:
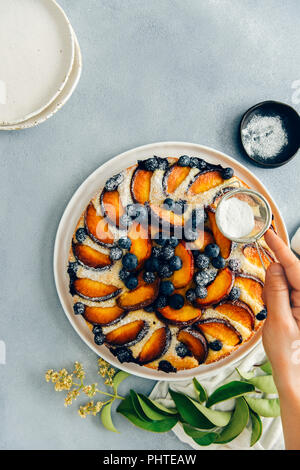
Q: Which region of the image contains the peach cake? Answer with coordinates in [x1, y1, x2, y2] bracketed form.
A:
[67, 155, 275, 373]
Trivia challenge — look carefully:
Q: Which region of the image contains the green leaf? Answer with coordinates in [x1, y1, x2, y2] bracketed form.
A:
[259, 360, 273, 375]
[112, 370, 130, 393]
[134, 394, 170, 421]
[182, 423, 218, 446]
[101, 402, 119, 433]
[236, 367, 255, 380]
[214, 397, 249, 444]
[249, 409, 262, 447]
[138, 394, 177, 416]
[206, 381, 255, 407]
[245, 397, 280, 417]
[130, 390, 150, 421]
[193, 378, 208, 403]
[246, 375, 277, 394]
[169, 389, 231, 429]
[117, 396, 178, 432]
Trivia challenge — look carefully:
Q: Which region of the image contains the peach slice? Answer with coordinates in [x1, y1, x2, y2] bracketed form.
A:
[83, 305, 125, 326]
[148, 203, 185, 229]
[177, 328, 208, 363]
[242, 244, 273, 269]
[196, 318, 242, 346]
[195, 268, 234, 307]
[211, 186, 236, 210]
[207, 210, 232, 259]
[100, 189, 125, 228]
[187, 229, 214, 251]
[158, 303, 202, 325]
[138, 327, 171, 364]
[128, 222, 152, 269]
[234, 274, 264, 314]
[73, 243, 112, 270]
[130, 168, 152, 204]
[215, 301, 255, 331]
[187, 170, 224, 195]
[72, 278, 121, 301]
[84, 203, 115, 247]
[105, 320, 148, 346]
[117, 277, 160, 311]
[170, 242, 194, 288]
[162, 164, 191, 194]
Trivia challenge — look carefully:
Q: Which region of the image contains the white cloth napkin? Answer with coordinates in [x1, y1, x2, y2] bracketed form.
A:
[150, 343, 284, 450]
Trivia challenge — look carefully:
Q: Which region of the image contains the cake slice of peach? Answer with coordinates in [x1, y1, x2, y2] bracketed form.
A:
[105, 320, 148, 346]
[177, 328, 208, 363]
[84, 203, 115, 246]
[147, 203, 185, 229]
[138, 327, 171, 364]
[84, 305, 125, 326]
[195, 268, 234, 307]
[128, 222, 152, 269]
[170, 242, 194, 288]
[158, 303, 202, 325]
[130, 168, 152, 204]
[100, 189, 125, 228]
[196, 318, 242, 346]
[162, 164, 191, 194]
[242, 244, 273, 269]
[234, 274, 265, 315]
[73, 243, 112, 270]
[207, 210, 232, 259]
[117, 276, 160, 311]
[72, 278, 121, 301]
[187, 170, 224, 195]
[215, 301, 255, 331]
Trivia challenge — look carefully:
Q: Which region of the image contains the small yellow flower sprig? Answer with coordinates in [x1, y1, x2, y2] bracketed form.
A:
[45, 360, 125, 420]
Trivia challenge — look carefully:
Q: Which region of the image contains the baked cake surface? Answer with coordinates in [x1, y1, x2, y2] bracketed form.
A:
[67, 156, 274, 373]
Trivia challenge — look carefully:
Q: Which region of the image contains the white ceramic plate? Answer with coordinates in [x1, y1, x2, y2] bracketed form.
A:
[0, 0, 74, 125]
[0, 27, 81, 131]
[54, 142, 288, 381]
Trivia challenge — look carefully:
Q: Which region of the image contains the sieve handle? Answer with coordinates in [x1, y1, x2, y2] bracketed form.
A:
[255, 240, 267, 272]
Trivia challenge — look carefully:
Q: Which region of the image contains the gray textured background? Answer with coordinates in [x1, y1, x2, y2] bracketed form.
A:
[1, 0, 299, 450]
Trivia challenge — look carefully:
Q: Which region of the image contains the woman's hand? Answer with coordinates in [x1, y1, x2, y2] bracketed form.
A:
[263, 229, 300, 450]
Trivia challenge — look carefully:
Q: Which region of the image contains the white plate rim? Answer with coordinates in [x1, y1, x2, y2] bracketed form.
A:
[0, 26, 81, 131]
[53, 142, 289, 382]
[0, 0, 75, 126]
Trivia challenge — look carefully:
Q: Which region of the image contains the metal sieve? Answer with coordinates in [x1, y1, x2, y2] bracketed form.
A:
[215, 188, 273, 271]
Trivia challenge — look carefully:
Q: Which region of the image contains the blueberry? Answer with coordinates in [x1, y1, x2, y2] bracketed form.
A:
[156, 157, 169, 170]
[75, 227, 87, 243]
[122, 253, 138, 271]
[168, 236, 179, 248]
[228, 286, 241, 301]
[109, 246, 123, 261]
[228, 258, 241, 272]
[152, 246, 162, 258]
[194, 269, 215, 286]
[256, 309, 267, 321]
[195, 254, 210, 270]
[160, 281, 175, 296]
[205, 243, 220, 258]
[222, 167, 234, 179]
[212, 255, 226, 269]
[169, 294, 184, 310]
[154, 295, 168, 309]
[118, 237, 131, 250]
[145, 257, 160, 272]
[155, 233, 169, 247]
[135, 204, 148, 221]
[143, 157, 159, 171]
[163, 198, 175, 210]
[158, 263, 173, 279]
[125, 275, 138, 290]
[173, 199, 187, 215]
[67, 262, 78, 279]
[158, 360, 177, 373]
[126, 203, 139, 218]
[184, 228, 198, 242]
[94, 333, 105, 346]
[169, 256, 182, 271]
[119, 214, 132, 228]
[178, 155, 191, 167]
[119, 268, 130, 281]
[176, 342, 193, 358]
[73, 302, 85, 315]
[190, 157, 200, 168]
[112, 346, 135, 363]
[197, 158, 207, 170]
[105, 173, 123, 191]
[144, 304, 155, 312]
[161, 245, 175, 260]
[195, 285, 207, 299]
[186, 288, 196, 303]
[191, 208, 205, 229]
[143, 271, 156, 284]
[209, 340, 223, 351]
[92, 325, 102, 335]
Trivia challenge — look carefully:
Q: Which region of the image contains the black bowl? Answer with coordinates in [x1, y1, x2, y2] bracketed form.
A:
[240, 100, 300, 168]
